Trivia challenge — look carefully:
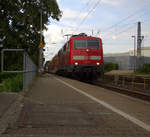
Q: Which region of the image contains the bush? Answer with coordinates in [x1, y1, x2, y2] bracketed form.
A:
[137, 63, 150, 74]
[0, 72, 17, 83]
[2, 74, 23, 92]
[104, 62, 118, 73]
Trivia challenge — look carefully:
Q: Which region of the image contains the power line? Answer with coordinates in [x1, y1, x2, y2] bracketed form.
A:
[142, 17, 150, 23]
[100, 15, 150, 38]
[103, 22, 136, 38]
[100, 2, 150, 35]
[102, 16, 150, 38]
[71, 0, 93, 23]
[73, 0, 102, 33]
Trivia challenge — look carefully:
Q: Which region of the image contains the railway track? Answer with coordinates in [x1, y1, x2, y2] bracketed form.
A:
[51, 73, 150, 102]
[93, 75, 150, 102]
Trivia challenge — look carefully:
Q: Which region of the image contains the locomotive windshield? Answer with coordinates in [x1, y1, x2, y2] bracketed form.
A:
[87, 40, 100, 49]
[73, 39, 100, 49]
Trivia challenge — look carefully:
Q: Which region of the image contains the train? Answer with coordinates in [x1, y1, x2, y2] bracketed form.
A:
[48, 33, 104, 80]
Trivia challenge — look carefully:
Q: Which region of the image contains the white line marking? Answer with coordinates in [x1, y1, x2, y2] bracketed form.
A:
[55, 77, 150, 132]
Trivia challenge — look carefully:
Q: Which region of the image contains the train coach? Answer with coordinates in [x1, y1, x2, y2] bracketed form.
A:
[48, 33, 104, 80]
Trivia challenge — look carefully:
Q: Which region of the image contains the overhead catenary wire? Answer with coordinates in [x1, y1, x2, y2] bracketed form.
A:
[106, 3, 150, 30]
[98, 1, 150, 36]
[102, 15, 150, 38]
[73, 0, 102, 34]
[51, 0, 96, 36]
[71, 0, 94, 23]
[100, 15, 150, 38]
[142, 17, 150, 24]
[55, 0, 150, 39]
[51, 0, 150, 48]
[101, 22, 137, 38]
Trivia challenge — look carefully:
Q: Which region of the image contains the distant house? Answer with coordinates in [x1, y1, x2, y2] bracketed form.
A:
[104, 47, 150, 70]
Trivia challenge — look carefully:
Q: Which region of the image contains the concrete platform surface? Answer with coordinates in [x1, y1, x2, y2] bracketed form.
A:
[0, 93, 18, 118]
[1, 74, 150, 137]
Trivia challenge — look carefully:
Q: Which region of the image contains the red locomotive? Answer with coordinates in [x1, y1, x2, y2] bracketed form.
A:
[48, 33, 104, 80]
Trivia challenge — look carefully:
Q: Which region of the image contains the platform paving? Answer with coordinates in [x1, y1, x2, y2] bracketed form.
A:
[1, 74, 150, 137]
[0, 93, 18, 118]
[0, 92, 23, 136]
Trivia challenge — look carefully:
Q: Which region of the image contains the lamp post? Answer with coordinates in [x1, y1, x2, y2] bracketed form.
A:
[131, 36, 136, 72]
[38, 7, 44, 73]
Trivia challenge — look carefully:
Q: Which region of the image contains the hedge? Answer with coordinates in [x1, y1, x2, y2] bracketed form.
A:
[0, 74, 23, 92]
[137, 63, 150, 74]
[104, 62, 118, 73]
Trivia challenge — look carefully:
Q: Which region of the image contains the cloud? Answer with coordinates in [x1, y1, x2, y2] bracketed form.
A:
[44, 25, 64, 44]
[101, 0, 120, 6]
[44, 0, 150, 60]
[82, 0, 120, 7]
[62, 8, 90, 20]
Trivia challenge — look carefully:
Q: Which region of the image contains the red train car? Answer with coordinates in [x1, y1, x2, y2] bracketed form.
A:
[49, 33, 104, 80]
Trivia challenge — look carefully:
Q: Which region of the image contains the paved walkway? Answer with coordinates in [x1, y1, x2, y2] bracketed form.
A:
[0, 93, 18, 118]
[0, 92, 23, 136]
[0, 74, 150, 137]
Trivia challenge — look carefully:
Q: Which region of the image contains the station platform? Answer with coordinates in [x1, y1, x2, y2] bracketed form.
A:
[1, 74, 150, 137]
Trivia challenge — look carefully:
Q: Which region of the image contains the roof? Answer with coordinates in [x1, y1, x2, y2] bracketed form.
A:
[104, 47, 150, 57]
[104, 52, 129, 57]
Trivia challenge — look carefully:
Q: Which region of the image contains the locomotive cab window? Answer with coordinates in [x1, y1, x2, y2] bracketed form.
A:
[73, 39, 100, 49]
[74, 39, 87, 49]
[87, 40, 100, 49]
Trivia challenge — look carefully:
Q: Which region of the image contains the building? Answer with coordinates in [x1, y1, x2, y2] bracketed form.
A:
[104, 47, 150, 70]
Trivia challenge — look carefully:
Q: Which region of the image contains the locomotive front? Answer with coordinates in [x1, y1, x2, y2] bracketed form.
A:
[69, 34, 104, 80]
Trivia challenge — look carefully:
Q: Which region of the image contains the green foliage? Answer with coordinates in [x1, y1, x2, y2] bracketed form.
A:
[1, 74, 23, 92]
[0, 72, 17, 82]
[3, 51, 23, 71]
[0, 0, 62, 66]
[104, 62, 118, 73]
[137, 63, 150, 74]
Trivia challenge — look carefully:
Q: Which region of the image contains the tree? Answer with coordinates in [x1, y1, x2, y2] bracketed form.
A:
[0, 0, 61, 65]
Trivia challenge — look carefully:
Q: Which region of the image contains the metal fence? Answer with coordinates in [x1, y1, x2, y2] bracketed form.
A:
[23, 52, 37, 91]
[1, 49, 38, 91]
[103, 75, 150, 93]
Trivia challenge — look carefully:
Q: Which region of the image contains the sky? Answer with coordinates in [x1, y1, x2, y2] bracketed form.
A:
[44, 0, 150, 61]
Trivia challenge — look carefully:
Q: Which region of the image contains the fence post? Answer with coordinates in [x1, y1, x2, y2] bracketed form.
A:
[132, 76, 135, 88]
[23, 52, 26, 91]
[122, 76, 125, 87]
[114, 75, 119, 85]
[144, 78, 148, 90]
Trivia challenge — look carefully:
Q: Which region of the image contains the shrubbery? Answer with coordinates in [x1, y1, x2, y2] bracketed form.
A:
[0, 73, 23, 92]
[0, 72, 17, 83]
[137, 63, 150, 74]
[104, 62, 118, 73]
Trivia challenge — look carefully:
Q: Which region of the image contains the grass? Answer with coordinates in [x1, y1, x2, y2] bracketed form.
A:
[0, 74, 23, 92]
[0, 72, 39, 93]
[0, 83, 3, 92]
[134, 72, 150, 77]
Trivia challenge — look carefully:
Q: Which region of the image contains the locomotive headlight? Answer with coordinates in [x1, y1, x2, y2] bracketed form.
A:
[75, 62, 78, 66]
[96, 62, 100, 65]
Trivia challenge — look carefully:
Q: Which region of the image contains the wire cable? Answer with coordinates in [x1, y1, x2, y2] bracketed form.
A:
[99, 2, 150, 35]
[71, 0, 93, 23]
[73, 0, 102, 34]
